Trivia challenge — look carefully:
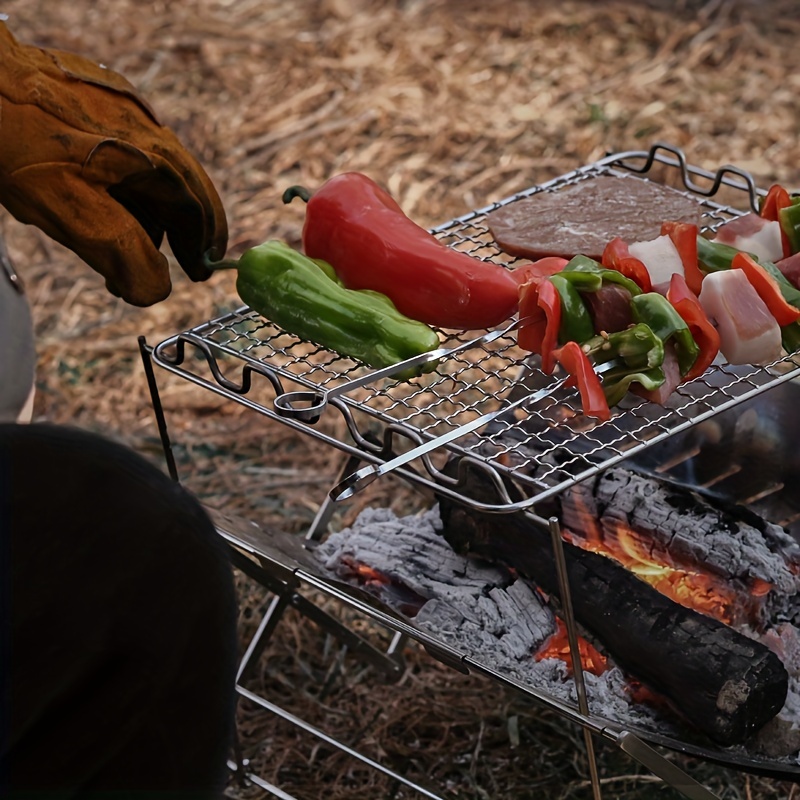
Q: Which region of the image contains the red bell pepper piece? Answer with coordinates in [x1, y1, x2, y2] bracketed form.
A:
[554, 341, 611, 421]
[761, 184, 792, 221]
[518, 278, 561, 374]
[284, 174, 521, 330]
[760, 184, 793, 259]
[661, 221, 703, 296]
[601, 237, 652, 293]
[666, 274, 720, 381]
[512, 256, 569, 287]
[732, 251, 800, 326]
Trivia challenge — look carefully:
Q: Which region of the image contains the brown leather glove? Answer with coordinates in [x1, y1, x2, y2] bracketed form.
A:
[0, 22, 228, 306]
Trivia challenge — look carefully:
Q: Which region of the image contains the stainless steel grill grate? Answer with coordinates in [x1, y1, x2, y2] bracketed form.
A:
[151, 143, 796, 513]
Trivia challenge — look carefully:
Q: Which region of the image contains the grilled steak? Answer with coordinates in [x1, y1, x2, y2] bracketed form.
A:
[486, 175, 701, 261]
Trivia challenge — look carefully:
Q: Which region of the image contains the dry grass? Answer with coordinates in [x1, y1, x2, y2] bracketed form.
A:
[3, 0, 800, 796]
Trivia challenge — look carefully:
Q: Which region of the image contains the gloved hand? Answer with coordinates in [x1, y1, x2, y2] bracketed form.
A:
[0, 22, 228, 306]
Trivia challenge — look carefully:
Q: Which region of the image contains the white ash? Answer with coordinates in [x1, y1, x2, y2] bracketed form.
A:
[315, 506, 510, 603]
[316, 506, 673, 735]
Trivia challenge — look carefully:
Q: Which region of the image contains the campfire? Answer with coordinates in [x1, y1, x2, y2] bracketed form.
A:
[534, 617, 608, 677]
[313, 449, 800, 764]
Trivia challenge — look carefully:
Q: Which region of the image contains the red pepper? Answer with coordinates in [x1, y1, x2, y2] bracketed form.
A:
[283, 173, 521, 330]
[661, 221, 703, 296]
[554, 341, 611, 421]
[666, 274, 720, 381]
[518, 278, 562, 374]
[761, 184, 792, 221]
[601, 237, 652, 293]
[731, 251, 800, 326]
[512, 256, 568, 287]
[760, 184, 793, 259]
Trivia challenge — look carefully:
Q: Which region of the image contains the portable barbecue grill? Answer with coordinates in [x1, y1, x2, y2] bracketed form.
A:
[139, 143, 800, 799]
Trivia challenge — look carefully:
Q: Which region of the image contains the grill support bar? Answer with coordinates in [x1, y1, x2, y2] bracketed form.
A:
[548, 516, 603, 800]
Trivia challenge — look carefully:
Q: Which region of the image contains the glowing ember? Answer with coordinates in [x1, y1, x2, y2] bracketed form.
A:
[564, 520, 769, 626]
[535, 617, 608, 676]
[340, 556, 391, 588]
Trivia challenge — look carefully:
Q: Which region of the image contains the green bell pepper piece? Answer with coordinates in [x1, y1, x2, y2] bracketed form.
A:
[631, 293, 699, 376]
[583, 323, 665, 371]
[561, 255, 643, 297]
[779, 197, 800, 255]
[582, 323, 666, 406]
[549, 274, 595, 345]
[696, 236, 742, 272]
[780, 321, 800, 354]
[599, 363, 667, 407]
[234, 240, 440, 380]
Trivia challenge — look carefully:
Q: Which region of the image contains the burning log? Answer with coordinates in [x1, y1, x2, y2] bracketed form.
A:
[436, 461, 789, 747]
[560, 467, 800, 628]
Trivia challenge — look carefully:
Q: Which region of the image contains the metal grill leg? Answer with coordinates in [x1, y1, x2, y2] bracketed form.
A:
[547, 517, 603, 800]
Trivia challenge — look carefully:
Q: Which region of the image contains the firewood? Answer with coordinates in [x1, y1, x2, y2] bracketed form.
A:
[436, 461, 789, 747]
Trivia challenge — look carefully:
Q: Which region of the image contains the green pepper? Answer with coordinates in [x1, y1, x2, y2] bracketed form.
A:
[631, 293, 699, 376]
[696, 235, 741, 273]
[231, 240, 440, 380]
[581, 323, 666, 407]
[781, 321, 800, 354]
[779, 196, 800, 255]
[598, 363, 666, 407]
[561, 255, 643, 297]
[583, 323, 665, 371]
[549, 274, 595, 345]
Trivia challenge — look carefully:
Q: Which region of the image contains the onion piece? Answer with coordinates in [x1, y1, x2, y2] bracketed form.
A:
[628, 234, 684, 291]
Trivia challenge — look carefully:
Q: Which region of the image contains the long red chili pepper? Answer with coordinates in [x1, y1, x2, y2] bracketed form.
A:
[283, 173, 522, 330]
[666, 274, 720, 381]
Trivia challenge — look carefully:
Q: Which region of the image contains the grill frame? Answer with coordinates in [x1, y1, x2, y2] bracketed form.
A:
[141, 142, 800, 796]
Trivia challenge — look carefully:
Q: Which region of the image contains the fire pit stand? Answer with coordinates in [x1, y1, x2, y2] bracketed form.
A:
[139, 143, 800, 799]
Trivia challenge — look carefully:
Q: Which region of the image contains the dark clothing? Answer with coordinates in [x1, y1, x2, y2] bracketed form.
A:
[0, 423, 238, 799]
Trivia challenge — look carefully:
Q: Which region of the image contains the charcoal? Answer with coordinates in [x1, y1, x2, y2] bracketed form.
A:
[315, 506, 669, 734]
[416, 579, 555, 663]
[316, 507, 511, 606]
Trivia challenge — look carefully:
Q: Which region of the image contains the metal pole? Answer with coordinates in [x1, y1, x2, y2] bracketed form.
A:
[548, 516, 603, 800]
[138, 336, 180, 482]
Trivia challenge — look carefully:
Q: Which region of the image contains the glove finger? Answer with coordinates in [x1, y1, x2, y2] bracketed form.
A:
[86, 137, 228, 282]
[3, 163, 173, 306]
[149, 127, 229, 271]
[82, 139, 167, 249]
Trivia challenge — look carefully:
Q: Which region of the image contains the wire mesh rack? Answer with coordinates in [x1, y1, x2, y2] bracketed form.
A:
[149, 142, 800, 515]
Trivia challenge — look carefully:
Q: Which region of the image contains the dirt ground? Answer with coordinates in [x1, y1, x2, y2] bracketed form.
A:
[3, 0, 800, 797]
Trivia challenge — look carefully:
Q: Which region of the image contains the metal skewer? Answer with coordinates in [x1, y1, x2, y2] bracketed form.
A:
[329, 359, 620, 501]
[272, 316, 531, 424]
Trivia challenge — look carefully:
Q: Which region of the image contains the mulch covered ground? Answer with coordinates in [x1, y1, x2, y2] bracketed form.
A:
[3, 0, 800, 797]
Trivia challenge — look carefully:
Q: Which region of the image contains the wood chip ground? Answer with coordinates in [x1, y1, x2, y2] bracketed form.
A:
[3, 1, 799, 796]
